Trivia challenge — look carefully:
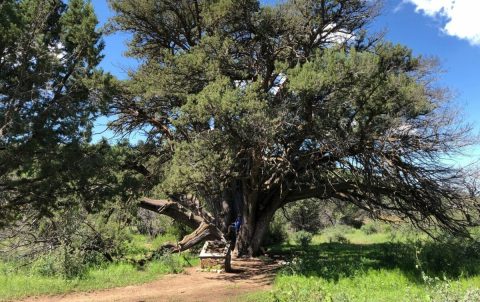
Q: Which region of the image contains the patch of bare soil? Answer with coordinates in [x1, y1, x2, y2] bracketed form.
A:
[18, 258, 279, 302]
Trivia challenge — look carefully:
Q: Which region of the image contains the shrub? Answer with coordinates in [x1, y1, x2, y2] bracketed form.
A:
[3, 205, 134, 279]
[292, 231, 313, 248]
[156, 252, 184, 274]
[31, 249, 90, 279]
[135, 208, 168, 237]
[32, 254, 58, 277]
[328, 233, 350, 244]
[321, 225, 353, 244]
[415, 237, 480, 278]
[165, 221, 193, 241]
[285, 199, 323, 233]
[264, 212, 288, 246]
[361, 222, 378, 235]
[339, 215, 364, 229]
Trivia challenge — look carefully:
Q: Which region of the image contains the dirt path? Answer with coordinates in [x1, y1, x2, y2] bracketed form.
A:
[19, 259, 279, 302]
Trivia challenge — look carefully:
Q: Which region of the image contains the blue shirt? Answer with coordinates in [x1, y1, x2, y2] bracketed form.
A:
[234, 216, 242, 233]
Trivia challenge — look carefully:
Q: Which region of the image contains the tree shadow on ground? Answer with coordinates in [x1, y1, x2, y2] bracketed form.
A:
[204, 258, 280, 286]
[268, 240, 480, 283]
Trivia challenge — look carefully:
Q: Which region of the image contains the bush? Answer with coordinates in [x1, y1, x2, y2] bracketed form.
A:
[135, 208, 168, 237]
[264, 212, 288, 246]
[361, 222, 378, 235]
[2, 205, 135, 279]
[155, 252, 184, 274]
[339, 215, 364, 229]
[31, 254, 58, 277]
[165, 221, 193, 241]
[292, 231, 313, 248]
[328, 233, 350, 244]
[285, 199, 323, 233]
[415, 236, 480, 278]
[31, 249, 90, 279]
[322, 225, 354, 244]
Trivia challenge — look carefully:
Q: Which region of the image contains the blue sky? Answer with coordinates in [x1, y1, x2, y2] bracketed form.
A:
[91, 0, 480, 164]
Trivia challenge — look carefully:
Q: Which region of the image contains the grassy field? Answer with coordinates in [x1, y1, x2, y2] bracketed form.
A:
[244, 224, 480, 302]
[3, 223, 480, 302]
[0, 233, 198, 302]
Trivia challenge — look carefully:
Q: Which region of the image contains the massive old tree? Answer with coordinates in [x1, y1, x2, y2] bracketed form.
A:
[108, 0, 477, 256]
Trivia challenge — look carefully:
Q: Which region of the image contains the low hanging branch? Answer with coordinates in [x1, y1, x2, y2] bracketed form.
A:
[140, 198, 203, 229]
[139, 198, 224, 252]
[176, 221, 224, 251]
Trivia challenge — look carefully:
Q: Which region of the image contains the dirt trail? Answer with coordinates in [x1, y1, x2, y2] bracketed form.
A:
[19, 259, 279, 302]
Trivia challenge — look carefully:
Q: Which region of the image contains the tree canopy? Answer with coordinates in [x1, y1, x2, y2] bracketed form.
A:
[105, 0, 479, 256]
[0, 0, 141, 227]
[1, 0, 478, 257]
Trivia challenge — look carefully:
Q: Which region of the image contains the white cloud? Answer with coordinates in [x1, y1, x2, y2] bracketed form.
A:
[406, 0, 480, 46]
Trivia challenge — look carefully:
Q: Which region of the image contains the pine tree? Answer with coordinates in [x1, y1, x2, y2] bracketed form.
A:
[0, 0, 121, 225]
[106, 0, 476, 256]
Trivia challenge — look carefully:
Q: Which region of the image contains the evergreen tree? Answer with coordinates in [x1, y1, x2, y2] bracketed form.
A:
[105, 0, 476, 256]
[0, 0, 130, 225]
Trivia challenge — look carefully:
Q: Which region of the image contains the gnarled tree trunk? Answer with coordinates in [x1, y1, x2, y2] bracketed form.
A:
[139, 189, 282, 257]
[233, 182, 284, 256]
[235, 205, 277, 257]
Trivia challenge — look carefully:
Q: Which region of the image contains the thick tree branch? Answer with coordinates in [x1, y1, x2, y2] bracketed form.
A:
[175, 221, 224, 252]
[140, 197, 224, 253]
[139, 197, 202, 230]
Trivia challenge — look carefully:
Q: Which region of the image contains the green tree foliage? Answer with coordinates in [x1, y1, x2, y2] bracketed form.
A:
[106, 0, 478, 255]
[2, 0, 476, 258]
[284, 199, 323, 233]
[0, 0, 136, 226]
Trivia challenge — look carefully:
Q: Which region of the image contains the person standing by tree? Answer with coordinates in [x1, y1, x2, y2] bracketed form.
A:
[234, 215, 243, 236]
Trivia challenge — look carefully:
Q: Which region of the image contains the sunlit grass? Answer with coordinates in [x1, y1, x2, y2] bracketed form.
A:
[243, 270, 480, 302]
[0, 233, 198, 302]
[243, 224, 480, 302]
[0, 255, 198, 301]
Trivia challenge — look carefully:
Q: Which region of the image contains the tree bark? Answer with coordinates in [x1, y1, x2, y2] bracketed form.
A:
[140, 198, 203, 230]
[140, 192, 281, 257]
[175, 221, 224, 251]
[139, 197, 224, 252]
[235, 200, 278, 257]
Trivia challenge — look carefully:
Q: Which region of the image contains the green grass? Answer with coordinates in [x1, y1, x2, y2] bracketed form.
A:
[0, 232, 198, 302]
[123, 232, 180, 261]
[243, 271, 480, 302]
[128, 232, 178, 250]
[0, 255, 198, 301]
[312, 226, 391, 244]
[311, 223, 428, 245]
[244, 224, 480, 302]
[4, 224, 480, 302]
